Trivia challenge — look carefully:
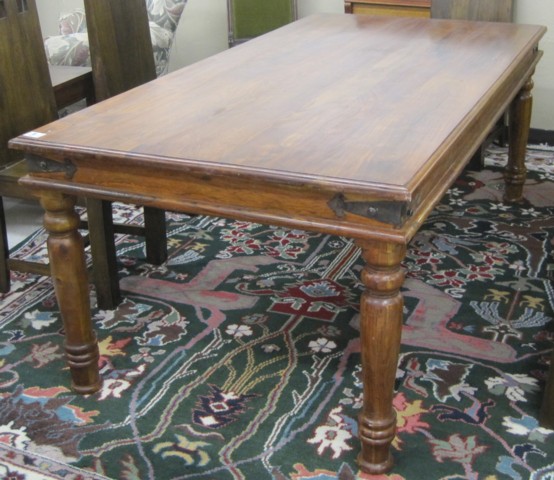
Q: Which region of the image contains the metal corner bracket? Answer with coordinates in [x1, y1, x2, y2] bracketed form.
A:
[26, 154, 77, 179]
[328, 193, 408, 228]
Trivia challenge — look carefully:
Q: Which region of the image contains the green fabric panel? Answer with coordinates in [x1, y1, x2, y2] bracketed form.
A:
[231, 0, 294, 40]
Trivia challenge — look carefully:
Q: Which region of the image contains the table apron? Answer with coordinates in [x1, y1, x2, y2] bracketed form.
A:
[20, 167, 411, 244]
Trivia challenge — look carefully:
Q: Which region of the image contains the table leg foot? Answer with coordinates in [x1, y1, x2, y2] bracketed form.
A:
[504, 75, 534, 203]
[357, 415, 396, 474]
[41, 192, 102, 394]
[355, 239, 406, 474]
[66, 340, 102, 394]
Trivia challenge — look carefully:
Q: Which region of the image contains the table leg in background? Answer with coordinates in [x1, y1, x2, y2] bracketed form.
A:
[355, 239, 406, 474]
[86, 198, 121, 310]
[42, 192, 102, 394]
[504, 75, 534, 203]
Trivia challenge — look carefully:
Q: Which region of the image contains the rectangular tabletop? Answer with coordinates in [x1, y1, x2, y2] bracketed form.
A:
[12, 14, 545, 243]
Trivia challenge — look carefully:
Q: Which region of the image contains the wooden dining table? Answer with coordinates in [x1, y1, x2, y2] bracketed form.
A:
[9, 13, 546, 474]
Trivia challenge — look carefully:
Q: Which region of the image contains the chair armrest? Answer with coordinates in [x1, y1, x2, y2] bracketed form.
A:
[44, 33, 91, 67]
[43, 2, 187, 74]
[59, 9, 87, 34]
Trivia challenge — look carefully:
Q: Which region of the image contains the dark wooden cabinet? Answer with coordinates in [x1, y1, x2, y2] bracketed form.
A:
[431, 0, 513, 21]
[345, 0, 514, 22]
[344, 0, 430, 17]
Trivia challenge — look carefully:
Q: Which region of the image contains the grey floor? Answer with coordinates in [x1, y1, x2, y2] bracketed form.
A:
[4, 197, 44, 250]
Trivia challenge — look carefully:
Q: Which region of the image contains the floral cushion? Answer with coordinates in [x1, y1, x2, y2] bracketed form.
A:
[59, 9, 87, 34]
[43, 0, 188, 77]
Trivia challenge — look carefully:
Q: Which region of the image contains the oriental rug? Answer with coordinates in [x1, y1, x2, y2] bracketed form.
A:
[0, 146, 553, 480]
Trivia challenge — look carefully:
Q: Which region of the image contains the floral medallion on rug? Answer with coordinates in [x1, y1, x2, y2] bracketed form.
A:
[0, 146, 553, 479]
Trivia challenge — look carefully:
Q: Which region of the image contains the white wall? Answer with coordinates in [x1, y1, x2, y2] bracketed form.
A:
[168, 0, 344, 73]
[38, 0, 554, 130]
[36, 0, 82, 34]
[514, 1, 554, 131]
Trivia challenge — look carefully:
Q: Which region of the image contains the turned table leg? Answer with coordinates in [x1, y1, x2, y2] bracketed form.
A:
[504, 75, 534, 203]
[41, 192, 102, 394]
[355, 239, 406, 474]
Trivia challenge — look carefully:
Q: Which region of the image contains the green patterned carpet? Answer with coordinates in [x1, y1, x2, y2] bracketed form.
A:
[0, 146, 553, 479]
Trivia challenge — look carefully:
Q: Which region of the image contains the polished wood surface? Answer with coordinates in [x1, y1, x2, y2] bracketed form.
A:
[430, 0, 515, 167]
[10, 14, 545, 473]
[11, 16, 544, 237]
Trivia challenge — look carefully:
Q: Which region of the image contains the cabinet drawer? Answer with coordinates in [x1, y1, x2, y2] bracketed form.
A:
[345, 0, 431, 17]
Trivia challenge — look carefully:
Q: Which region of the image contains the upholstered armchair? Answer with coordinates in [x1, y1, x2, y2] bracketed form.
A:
[43, 0, 188, 77]
[227, 0, 297, 47]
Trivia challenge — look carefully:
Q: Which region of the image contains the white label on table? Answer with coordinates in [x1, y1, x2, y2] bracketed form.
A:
[22, 131, 46, 138]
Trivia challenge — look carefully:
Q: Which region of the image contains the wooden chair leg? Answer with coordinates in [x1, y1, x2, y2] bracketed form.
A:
[539, 348, 554, 429]
[143, 206, 167, 265]
[86, 201, 167, 309]
[0, 197, 11, 293]
[1, 196, 166, 304]
[86, 198, 122, 310]
[467, 146, 485, 170]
